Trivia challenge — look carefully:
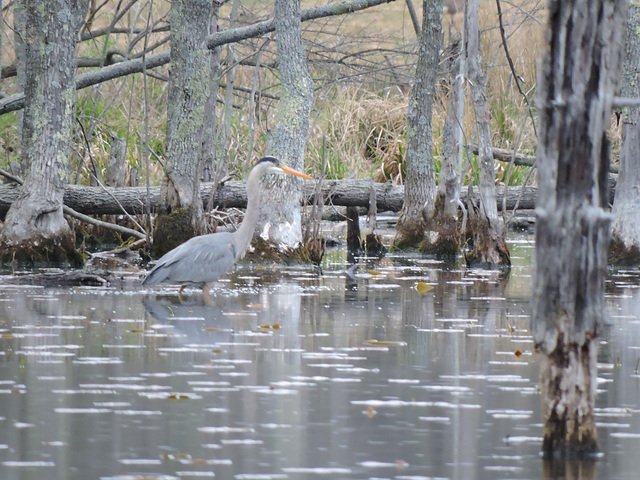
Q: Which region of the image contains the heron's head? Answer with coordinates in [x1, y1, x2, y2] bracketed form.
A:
[255, 156, 312, 179]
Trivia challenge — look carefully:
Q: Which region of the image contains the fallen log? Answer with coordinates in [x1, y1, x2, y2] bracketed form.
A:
[0, 177, 617, 217]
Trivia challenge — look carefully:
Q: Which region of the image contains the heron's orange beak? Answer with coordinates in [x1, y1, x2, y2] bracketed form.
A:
[281, 165, 312, 179]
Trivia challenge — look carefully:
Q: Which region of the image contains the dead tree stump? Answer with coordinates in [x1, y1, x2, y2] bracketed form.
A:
[532, 0, 626, 458]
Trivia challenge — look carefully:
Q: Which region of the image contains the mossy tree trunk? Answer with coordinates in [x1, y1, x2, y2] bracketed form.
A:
[533, 0, 625, 458]
[464, 0, 510, 268]
[393, 0, 443, 249]
[255, 0, 313, 250]
[0, 0, 89, 265]
[420, 37, 463, 257]
[154, 0, 214, 256]
[610, 4, 640, 264]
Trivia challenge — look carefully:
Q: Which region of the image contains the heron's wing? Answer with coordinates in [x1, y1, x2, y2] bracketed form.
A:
[143, 233, 237, 286]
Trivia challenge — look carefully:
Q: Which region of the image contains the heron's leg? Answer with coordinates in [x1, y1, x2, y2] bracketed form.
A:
[202, 282, 216, 305]
[178, 285, 188, 301]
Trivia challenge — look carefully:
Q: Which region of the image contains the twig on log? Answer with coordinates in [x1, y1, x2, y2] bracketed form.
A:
[101, 238, 146, 255]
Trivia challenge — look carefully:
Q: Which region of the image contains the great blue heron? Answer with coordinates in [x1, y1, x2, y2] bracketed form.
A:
[142, 156, 312, 299]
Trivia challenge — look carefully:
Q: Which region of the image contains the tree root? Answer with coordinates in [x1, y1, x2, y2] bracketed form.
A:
[0, 233, 84, 268]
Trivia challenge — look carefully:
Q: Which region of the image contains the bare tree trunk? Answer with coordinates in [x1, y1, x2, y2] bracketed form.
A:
[610, 4, 640, 264]
[154, 0, 213, 256]
[533, 0, 626, 458]
[201, 3, 223, 187]
[464, 0, 510, 268]
[0, 0, 89, 265]
[421, 37, 463, 256]
[394, 0, 443, 249]
[14, 0, 27, 174]
[255, 0, 313, 250]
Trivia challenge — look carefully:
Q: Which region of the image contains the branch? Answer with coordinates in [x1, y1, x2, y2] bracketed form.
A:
[467, 144, 619, 173]
[612, 96, 640, 108]
[0, 0, 396, 116]
[495, 0, 537, 137]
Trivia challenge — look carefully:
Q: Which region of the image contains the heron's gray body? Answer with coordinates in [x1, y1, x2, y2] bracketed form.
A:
[143, 231, 238, 287]
[142, 156, 310, 291]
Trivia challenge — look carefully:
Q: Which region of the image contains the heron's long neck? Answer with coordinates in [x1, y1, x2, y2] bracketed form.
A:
[233, 168, 262, 258]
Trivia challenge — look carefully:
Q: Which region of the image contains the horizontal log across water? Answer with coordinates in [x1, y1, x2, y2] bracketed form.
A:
[0, 178, 616, 217]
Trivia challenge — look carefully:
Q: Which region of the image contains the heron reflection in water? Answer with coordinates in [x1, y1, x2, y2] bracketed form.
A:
[143, 156, 312, 300]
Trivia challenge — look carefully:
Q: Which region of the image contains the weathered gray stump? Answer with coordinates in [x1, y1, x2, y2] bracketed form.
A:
[610, 5, 640, 264]
[532, 0, 626, 458]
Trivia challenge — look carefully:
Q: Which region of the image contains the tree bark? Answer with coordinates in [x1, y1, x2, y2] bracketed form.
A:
[394, 0, 443, 248]
[163, 0, 214, 211]
[13, 0, 27, 173]
[532, 0, 626, 458]
[255, 0, 313, 250]
[201, 3, 225, 187]
[0, 0, 89, 265]
[464, 0, 510, 268]
[421, 36, 463, 256]
[154, 0, 214, 254]
[610, 4, 640, 264]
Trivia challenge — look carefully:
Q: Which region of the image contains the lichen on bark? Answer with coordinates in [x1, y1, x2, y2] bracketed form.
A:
[0, 0, 89, 264]
[255, 0, 313, 253]
[393, 0, 443, 249]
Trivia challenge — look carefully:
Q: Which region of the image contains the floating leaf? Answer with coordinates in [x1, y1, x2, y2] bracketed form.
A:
[415, 282, 433, 293]
[368, 270, 382, 275]
[514, 349, 523, 358]
[364, 406, 377, 418]
[363, 339, 407, 347]
[272, 323, 281, 330]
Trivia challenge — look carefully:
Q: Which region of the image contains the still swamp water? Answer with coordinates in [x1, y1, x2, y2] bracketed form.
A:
[0, 233, 639, 479]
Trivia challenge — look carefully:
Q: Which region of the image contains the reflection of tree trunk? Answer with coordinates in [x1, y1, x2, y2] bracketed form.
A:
[610, 5, 640, 264]
[154, 0, 213, 256]
[542, 459, 597, 480]
[464, 0, 510, 269]
[255, 0, 313, 250]
[532, 0, 625, 458]
[394, 0, 443, 248]
[0, 0, 89, 265]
